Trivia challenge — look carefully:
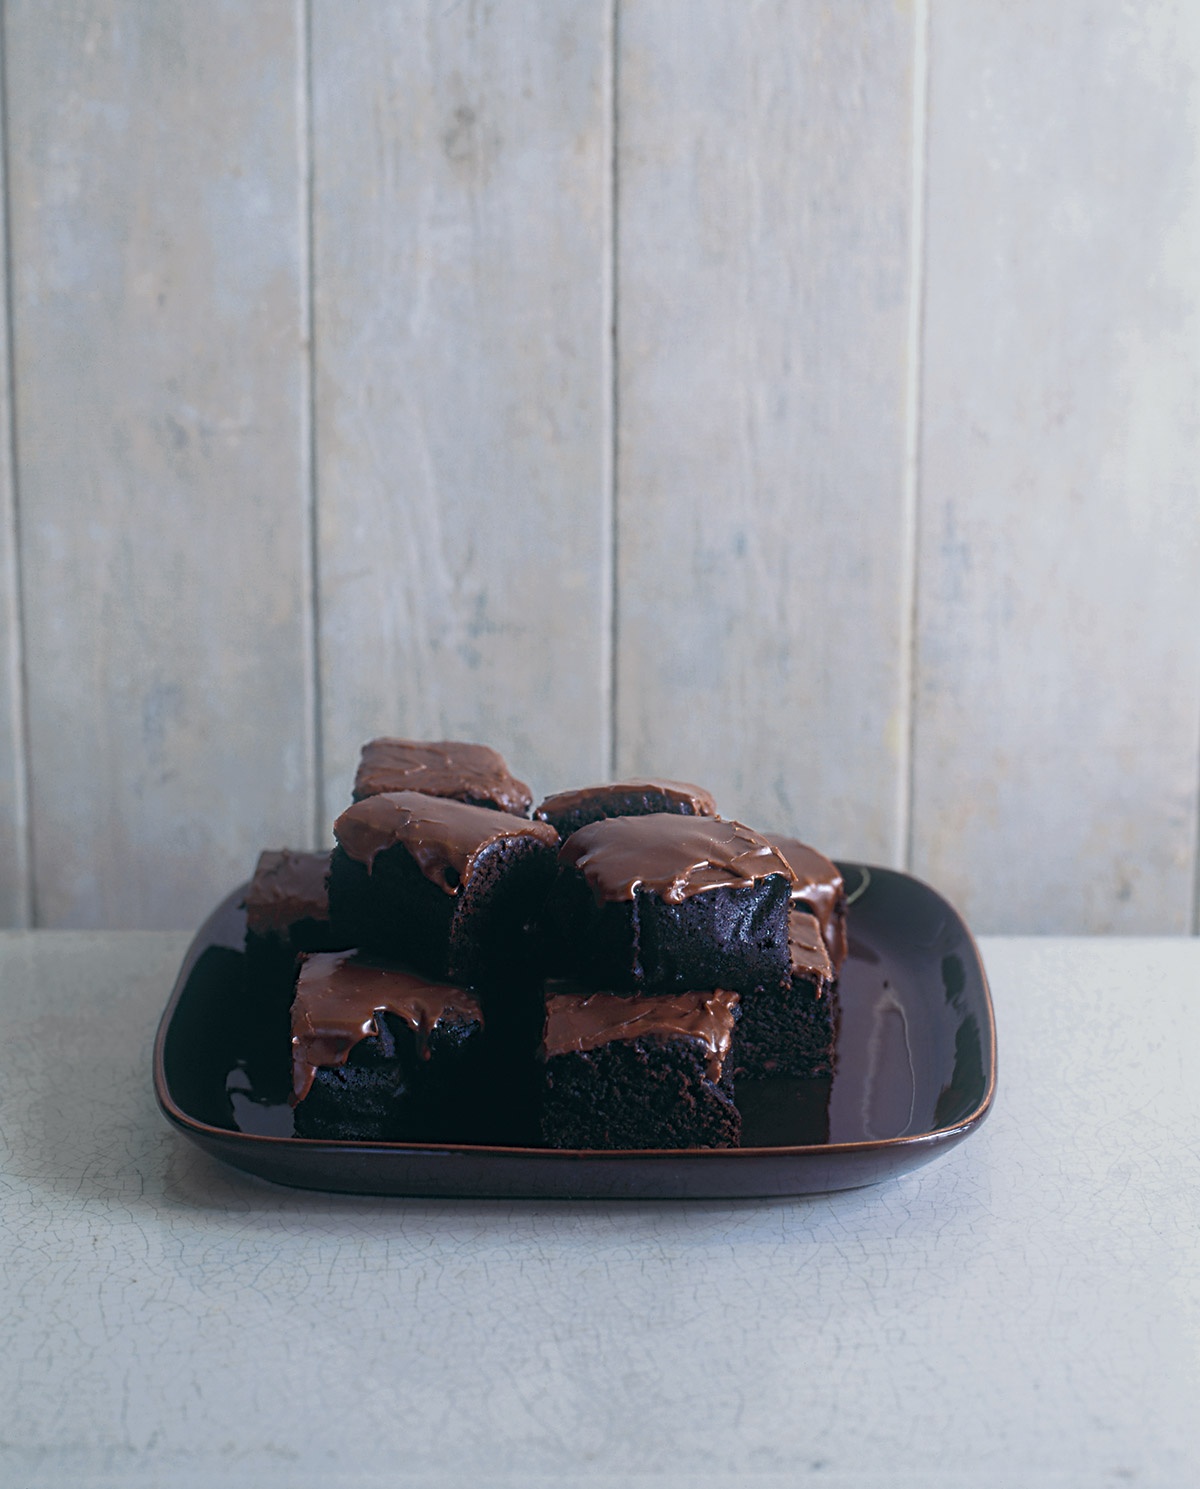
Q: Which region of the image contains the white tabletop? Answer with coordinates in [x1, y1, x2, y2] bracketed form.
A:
[1, 931, 1197, 1488]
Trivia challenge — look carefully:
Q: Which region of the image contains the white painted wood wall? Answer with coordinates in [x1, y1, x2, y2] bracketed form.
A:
[1, 0, 1198, 935]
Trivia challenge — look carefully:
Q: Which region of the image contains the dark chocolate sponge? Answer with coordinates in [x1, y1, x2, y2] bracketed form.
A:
[290, 951, 487, 1142]
[765, 834, 849, 971]
[732, 909, 838, 1079]
[539, 986, 741, 1149]
[352, 737, 533, 816]
[329, 790, 559, 985]
[242, 848, 349, 1060]
[533, 778, 717, 841]
[547, 813, 795, 996]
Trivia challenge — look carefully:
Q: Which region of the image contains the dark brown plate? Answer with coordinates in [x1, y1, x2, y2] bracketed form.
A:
[153, 863, 995, 1199]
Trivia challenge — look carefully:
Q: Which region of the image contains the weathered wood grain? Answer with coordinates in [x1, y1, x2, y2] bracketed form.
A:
[311, 0, 613, 823]
[614, 0, 919, 861]
[0, 40, 30, 928]
[912, 1, 1200, 932]
[7, 1, 314, 926]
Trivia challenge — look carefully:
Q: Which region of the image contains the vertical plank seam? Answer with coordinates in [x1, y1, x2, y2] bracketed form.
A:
[605, 0, 620, 780]
[899, 0, 931, 873]
[0, 0, 33, 926]
[1193, 687, 1200, 934]
[301, 0, 324, 844]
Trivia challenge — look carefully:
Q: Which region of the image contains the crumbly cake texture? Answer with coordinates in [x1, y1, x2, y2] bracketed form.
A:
[547, 813, 795, 996]
[731, 909, 838, 1079]
[533, 778, 718, 841]
[352, 737, 533, 816]
[539, 986, 742, 1149]
[765, 834, 849, 972]
[329, 790, 559, 985]
[290, 951, 487, 1142]
[242, 848, 345, 1005]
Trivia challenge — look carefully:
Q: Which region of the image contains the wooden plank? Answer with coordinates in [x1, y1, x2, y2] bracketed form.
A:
[912, 1, 1200, 933]
[7, 1, 313, 927]
[615, 0, 920, 862]
[0, 51, 30, 928]
[311, 0, 613, 822]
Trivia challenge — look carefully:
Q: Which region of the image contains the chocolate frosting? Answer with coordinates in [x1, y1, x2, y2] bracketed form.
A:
[352, 737, 533, 815]
[542, 985, 740, 1081]
[788, 908, 834, 989]
[767, 834, 847, 967]
[244, 849, 331, 936]
[534, 778, 717, 823]
[290, 950, 483, 1103]
[334, 790, 558, 891]
[559, 813, 795, 906]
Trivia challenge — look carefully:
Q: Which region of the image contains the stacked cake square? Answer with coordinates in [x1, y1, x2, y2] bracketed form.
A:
[242, 738, 848, 1149]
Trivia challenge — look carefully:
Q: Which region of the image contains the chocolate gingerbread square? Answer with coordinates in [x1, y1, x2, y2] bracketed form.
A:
[352, 737, 533, 816]
[732, 909, 838, 1079]
[766, 835, 848, 972]
[328, 790, 559, 985]
[533, 778, 717, 841]
[539, 984, 741, 1149]
[547, 813, 795, 996]
[243, 848, 345, 1003]
[291, 950, 487, 1142]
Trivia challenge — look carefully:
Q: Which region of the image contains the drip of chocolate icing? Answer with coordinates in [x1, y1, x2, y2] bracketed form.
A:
[333, 790, 558, 892]
[290, 950, 483, 1104]
[542, 985, 740, 1081]
[244, 849, 331, 936]
[352, 737, 533, 815]
[558, 813, 795, 906]
[767, 835, 847, 967]
[787, 908, 834, 989]
[534, 778, 718, 822]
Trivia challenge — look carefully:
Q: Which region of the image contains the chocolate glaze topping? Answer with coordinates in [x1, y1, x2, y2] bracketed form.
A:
[559, 813, 795, 906]
[767, 835, 847, 967]
[788, 909, 834, 990]
[534, 778, 718, 823]
[542, 985, 740, 1082]
[334, 790, 558, 891]
[290, 950, 483, 1103]
[244, 849, 331, 936]
[352, 737, 533, 815]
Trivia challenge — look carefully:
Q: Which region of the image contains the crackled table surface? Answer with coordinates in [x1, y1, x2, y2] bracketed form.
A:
[2, 932, 1198, 1488]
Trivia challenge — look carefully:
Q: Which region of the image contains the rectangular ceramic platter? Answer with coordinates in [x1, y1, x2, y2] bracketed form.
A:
[154, 863, 995, 1199]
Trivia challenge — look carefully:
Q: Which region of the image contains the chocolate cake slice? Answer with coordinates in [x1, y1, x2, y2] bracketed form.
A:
[352, 737, 533, 816]
[533, 778, 717, 841]
[766, 835, 848, 972]
[328, 790, 559, 985]
[547, 813, 795, 996]
[291, 950, 486, 1142]
[243, 848, 346, 1003]
[539, 984, 741, 1149]
[732, 909, 838, 1079]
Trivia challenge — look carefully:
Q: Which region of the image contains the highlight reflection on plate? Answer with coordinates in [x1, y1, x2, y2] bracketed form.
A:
[153, 863, 995, 1200]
